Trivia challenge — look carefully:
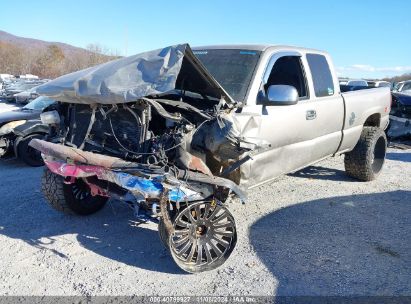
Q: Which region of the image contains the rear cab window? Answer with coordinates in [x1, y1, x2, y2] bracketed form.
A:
[306, 54, 335, 97]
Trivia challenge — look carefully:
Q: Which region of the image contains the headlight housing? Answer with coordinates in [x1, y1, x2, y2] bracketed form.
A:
[40, 110, 60, 125]
[0, 120, 27, 136]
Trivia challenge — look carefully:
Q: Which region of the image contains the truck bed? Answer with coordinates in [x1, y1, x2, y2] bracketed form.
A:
[338, 87, 391, 153]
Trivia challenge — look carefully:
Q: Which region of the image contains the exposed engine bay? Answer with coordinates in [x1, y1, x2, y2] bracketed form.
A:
[36, 93, 249, 202]
[56, 96, 241, 175]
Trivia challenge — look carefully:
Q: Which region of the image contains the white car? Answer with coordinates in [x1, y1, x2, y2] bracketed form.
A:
[367, 81, 391, 88]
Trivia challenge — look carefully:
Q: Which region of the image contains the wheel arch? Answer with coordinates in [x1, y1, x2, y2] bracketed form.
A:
[14, 132, 47, 158]
[363, 113, 381, 128]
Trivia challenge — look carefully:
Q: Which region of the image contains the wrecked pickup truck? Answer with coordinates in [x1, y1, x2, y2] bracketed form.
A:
[30, 44, 391, 273]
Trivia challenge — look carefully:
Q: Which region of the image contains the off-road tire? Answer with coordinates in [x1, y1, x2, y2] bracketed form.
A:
[42, 168, 108, 215]
[344, 127, 387, 181]
[16, 134, 45, 167]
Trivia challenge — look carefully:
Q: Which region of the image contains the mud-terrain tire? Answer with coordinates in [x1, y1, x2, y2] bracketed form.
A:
[344, 127, 387, 181]
[16, 134, 45, 167]
[42, 169, 108, 215]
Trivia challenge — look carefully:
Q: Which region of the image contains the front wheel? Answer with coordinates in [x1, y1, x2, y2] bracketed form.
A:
[16, 134, 45, 167]
[344, 127, 387, 181]
[167, 201, 237, 273]
[41, 169, 108, 215]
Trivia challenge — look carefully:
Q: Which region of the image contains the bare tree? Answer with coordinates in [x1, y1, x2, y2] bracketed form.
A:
[0, 41, 120, 78]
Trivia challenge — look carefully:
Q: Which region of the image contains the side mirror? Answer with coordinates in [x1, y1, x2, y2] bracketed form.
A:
[262, 85, 299, 106]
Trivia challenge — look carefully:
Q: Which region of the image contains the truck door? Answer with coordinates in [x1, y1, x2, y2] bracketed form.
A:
[239, 52, 343, 188]
[303, 53, 345, 160]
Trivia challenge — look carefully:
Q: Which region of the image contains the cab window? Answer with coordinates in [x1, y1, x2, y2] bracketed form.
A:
[306, 54, 335, 97]
[265, 56, 309, 99]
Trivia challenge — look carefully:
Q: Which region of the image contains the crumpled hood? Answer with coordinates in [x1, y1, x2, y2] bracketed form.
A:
[34, 44, 235, 105]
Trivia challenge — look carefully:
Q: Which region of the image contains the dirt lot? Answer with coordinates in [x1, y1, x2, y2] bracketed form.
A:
[0, 99, 410, 296]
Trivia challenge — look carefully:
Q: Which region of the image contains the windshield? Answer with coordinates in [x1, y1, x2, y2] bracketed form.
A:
[23, 96, 55, 110]
[193, 49, 261, 102]
[400, 82, 411, 92]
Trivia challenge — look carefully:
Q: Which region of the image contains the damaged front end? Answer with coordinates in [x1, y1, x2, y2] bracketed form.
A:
[30, 44, 253, 273]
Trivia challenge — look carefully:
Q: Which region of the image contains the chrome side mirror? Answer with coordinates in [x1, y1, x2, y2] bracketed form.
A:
[263, 85, 299, 106]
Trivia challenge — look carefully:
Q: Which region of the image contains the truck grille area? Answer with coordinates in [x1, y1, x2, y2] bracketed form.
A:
[65, 104, 147, 158]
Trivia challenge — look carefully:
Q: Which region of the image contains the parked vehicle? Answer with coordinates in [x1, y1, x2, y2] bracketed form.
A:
[346, 79, 368, 87]
[31, 44, 391, 273]
[340, 79, 371, 92]
[13, 90, 39, 104]
[340, 84, 370, 92]
[1, 80, 46, 102]
[367, 81, 391, 88]
[0, 96, 55, 166]
[392, 80, 411, 93]
[388, 92, 411, 138]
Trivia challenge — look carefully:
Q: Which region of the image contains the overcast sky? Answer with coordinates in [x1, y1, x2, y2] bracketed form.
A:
[1, 0, 410, 79]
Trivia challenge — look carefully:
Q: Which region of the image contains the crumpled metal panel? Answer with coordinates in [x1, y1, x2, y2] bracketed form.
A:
[29, 138, 135, 168]
[33, 44, 234, 105]
[197, 112, 272, 188]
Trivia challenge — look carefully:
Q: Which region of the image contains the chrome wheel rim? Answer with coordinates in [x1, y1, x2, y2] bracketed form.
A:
[71, 180, 91, 200]
[169, 202, 237, 273]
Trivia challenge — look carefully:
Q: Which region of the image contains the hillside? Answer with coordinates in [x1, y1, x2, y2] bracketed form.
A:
[0, 30, 89, 57]
[0, 30, 117, 78]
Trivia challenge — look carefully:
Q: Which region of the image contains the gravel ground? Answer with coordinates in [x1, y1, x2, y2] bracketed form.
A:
[0, 146, 409, 297]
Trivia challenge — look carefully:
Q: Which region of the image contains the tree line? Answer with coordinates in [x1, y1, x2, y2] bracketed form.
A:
[0, 42, 119, 79]
[382, 73, 411, 83]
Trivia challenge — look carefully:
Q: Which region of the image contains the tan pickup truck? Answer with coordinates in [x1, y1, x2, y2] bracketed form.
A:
[31, 44, 391, 273]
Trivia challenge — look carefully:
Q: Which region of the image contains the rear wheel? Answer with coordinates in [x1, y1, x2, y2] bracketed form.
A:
[168, 201, 237, 273]
[16, 134, 45, 167]
[344, 127, 387, 181]
[41, 169, 108, 215]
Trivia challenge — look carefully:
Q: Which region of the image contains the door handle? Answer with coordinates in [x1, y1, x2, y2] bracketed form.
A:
[306, 110, 317, 120]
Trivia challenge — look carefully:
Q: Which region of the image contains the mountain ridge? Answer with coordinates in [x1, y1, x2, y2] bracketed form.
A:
[0, 30, 89, 56]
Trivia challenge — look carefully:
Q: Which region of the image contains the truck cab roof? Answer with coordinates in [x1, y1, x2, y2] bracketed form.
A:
[193, 44, 328, 56]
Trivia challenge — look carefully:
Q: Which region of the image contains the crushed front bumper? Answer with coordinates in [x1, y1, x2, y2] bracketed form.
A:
[29, 139, 247, 203]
